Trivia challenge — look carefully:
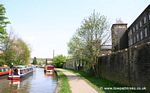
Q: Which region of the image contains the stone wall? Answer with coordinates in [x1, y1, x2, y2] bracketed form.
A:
[97, 43, 150, 90]
[96, 50, 129, 85]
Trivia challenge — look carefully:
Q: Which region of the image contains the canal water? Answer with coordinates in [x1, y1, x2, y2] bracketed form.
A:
[0, 68, 57, 93]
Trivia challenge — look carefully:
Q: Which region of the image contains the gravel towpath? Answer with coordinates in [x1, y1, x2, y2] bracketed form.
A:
[57, 69, 98, 93]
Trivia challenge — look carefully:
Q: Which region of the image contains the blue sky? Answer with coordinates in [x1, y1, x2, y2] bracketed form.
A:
[0, 0, 149, 58]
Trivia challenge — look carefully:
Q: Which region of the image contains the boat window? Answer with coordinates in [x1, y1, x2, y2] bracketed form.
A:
[6, 68, 9, 71]
[3, 68, 6, 71]
[0, 68, 2, 72]
[5, 68, 7, 71]
[14, 68, 18, 75]
[20, 70, 23, 74]
[4, 68, 9, 71]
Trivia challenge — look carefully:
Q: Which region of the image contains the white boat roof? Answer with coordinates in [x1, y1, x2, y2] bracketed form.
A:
[15, 65, 25, 69]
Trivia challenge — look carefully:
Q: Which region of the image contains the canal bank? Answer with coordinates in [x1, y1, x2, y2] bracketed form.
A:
[55, 68, 98, 93]
[55, 69, 71, 93]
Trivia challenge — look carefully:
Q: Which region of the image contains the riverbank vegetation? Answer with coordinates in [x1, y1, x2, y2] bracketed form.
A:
[0, 4, 30, 66]
[56, 70, 71, 93]
[52, 55, 66, 68]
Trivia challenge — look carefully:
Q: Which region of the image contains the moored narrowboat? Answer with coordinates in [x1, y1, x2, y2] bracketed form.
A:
[8, 65, 33, 80]
[44, 65, 54, 74]
[0, 67, 9, 76]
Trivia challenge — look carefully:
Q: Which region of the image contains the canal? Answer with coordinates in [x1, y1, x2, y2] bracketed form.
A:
[0, 68, 57, 93]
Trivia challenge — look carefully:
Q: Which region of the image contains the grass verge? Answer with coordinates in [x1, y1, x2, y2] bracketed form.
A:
[69, 69, 147, 93]
[56, 70, 71, 93]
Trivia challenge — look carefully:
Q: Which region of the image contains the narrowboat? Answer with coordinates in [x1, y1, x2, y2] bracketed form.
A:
[0, 67, 9, 76]
[44, 65, 54, 74]
[8, 65, 33, 80]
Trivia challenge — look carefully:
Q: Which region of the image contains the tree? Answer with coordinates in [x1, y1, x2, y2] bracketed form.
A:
[2, 33, 31, 66]
[3, 35, 17, 66]
[52, 55, 66, 68]
[15, 38, 30, 65]
[0, 4, 30, 66]
[0, 4, 10, 65]
[0, 4, 10, 49]
[68, 11, 110, 75]
[32, 57, 37, 65]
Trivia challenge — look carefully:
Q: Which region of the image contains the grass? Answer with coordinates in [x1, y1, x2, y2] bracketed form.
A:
[56, 70, 71, 93]
[69, 69, 147, 93]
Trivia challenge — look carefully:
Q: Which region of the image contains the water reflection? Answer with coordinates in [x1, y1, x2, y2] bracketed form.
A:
[44, 72, 54, 77]
[0, 68, 57, 93]
[9, 80, 21, 89]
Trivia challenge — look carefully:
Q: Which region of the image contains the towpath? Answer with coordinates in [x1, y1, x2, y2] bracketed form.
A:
[56, 69, 98, 93]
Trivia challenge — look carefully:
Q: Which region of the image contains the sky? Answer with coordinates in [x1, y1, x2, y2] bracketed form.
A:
[0, 0, 149, 58]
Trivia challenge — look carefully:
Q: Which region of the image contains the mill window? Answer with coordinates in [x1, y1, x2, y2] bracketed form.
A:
[131, 38, 133, 45]
[133, 27, 135, 32]
[145, 28, 148, 37]
[134, 36, 136, 43]
[144, 16, 147, 24]
[140, 31, 143, 40]
[149, 13, 150, 20]
[137, 33, 139, 41]
[136, 24, 138, 30]
[140, 21, 142, 27]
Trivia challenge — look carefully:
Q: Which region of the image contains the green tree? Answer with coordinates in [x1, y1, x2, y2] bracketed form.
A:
[2, 32, 30, 66]
[52, 55, 66, 68]
[32, 57, 37, 65]
[0, 4, 10, 66]
[15, 38, 30, 65]
[68, 11, 110, 74]
[0, 4, 30, 66]
[0, 4, 9, 39]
